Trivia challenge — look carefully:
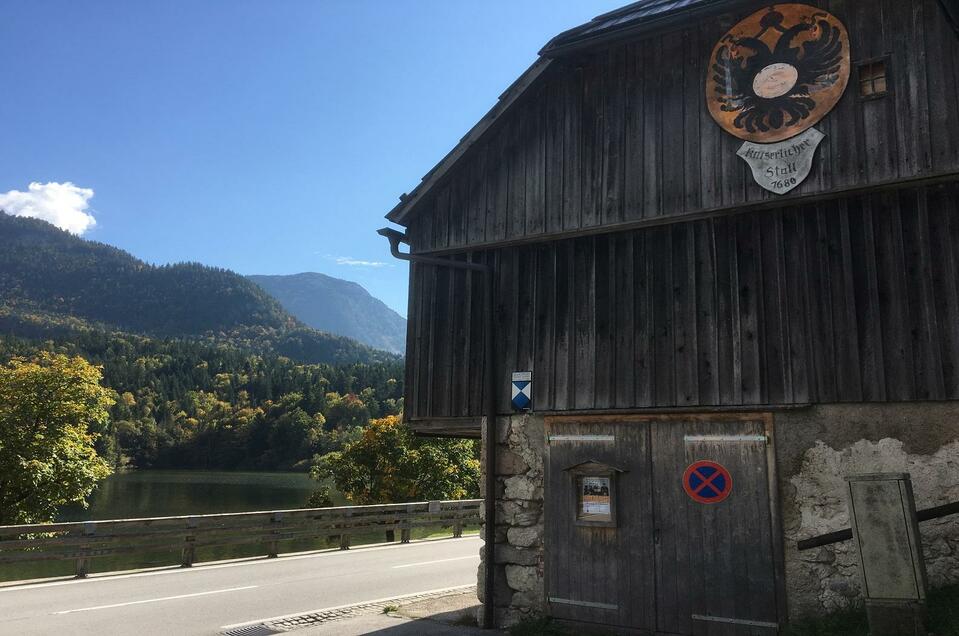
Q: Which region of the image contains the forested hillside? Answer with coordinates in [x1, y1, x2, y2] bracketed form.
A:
[0, 329, 404, 471]
[249, 273, 407, 354]
[0, 212, 389, 365]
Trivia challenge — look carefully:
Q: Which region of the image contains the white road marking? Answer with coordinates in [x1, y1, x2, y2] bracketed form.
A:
[219, 583, 476, 630]
[53, 585, 258, 614]
[391, 555, 480, 568]
[0, 536, 481, 593]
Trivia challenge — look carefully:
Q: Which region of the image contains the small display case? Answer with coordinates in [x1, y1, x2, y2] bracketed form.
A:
[565, 460, 625, 528]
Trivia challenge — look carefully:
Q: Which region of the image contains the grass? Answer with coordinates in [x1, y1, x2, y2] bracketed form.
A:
[510, 585, 959, 636]
[382, 604, 400, 614]
[782, 583, 959, 636]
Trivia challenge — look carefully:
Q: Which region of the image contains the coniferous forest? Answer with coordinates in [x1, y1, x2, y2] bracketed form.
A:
[0, 211, 409, 473]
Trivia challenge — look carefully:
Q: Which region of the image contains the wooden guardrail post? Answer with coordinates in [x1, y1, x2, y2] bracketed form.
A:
[339, 510, 351, 550]
[401, 504, 413, 543]
[268, 512, 283, 558]
[181, 517, 197, 567]
[75, 521, 95, 578]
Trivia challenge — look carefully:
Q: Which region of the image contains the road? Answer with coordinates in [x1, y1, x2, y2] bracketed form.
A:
[0, 536, 482, 636]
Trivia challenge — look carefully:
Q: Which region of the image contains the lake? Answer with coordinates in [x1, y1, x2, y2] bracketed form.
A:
[3, 470, 347, 583]
[57, 469, 337, 521]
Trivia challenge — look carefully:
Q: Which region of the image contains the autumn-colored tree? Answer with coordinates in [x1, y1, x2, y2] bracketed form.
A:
[0, 353, 113, 525]
[312, 415, 479, 504]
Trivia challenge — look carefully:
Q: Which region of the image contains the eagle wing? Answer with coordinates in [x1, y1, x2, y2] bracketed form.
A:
[712, 45, 756, 113]
[793, 19, 844, 93]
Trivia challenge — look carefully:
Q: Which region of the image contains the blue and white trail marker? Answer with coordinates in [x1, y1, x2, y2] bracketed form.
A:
[511, 371, 532, 410]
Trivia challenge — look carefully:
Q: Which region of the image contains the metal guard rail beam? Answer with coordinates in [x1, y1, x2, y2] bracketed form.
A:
[0, 499, 482, 578]
[797, 501, 959, 551]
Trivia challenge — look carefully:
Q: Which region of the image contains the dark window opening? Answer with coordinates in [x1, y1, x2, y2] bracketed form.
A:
[858, 59, 889, 99]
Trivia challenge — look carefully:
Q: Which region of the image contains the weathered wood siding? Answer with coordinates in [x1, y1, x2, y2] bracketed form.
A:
[405, 0, 959, 254]
[406, 182, 959, 422]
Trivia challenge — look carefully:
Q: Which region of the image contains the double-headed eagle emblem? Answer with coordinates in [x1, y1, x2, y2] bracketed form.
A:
[707, 4, 850, 143]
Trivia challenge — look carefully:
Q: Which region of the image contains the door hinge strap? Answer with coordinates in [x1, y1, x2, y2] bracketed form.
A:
[548, 597, 618, 610]
[691, 614, 779, 629]
[684, 434, 768, 443]
[548, 434, 615, 443]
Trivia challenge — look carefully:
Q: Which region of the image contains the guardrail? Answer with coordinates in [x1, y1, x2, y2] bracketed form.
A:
[0, 499, 482, 578]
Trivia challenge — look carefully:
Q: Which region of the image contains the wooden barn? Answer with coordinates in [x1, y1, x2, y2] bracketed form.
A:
[380, 0, 959, 632]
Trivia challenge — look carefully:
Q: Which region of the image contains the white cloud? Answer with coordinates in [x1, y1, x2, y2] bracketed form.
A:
[327, 255, 392, 268]
[0, 182, 97, 235]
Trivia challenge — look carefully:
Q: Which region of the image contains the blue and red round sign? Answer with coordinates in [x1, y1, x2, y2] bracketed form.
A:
[682, 460, 733, 504]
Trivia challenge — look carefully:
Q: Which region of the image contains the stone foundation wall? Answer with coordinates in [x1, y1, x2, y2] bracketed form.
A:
[775, 403, 959, 620]
[474, 404, 959, 627]
[477, 413, 547, 627]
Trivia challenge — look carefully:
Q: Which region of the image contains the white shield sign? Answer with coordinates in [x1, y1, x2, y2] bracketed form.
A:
[737, 127, 825, 195]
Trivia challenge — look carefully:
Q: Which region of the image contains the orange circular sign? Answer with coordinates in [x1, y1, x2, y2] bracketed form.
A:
[706, 4, 850, 143]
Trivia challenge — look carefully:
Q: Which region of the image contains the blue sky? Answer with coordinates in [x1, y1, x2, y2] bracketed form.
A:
[0, 0, 623, 315]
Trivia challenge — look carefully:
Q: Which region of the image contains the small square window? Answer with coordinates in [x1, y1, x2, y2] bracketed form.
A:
[858, 59, 889, 99]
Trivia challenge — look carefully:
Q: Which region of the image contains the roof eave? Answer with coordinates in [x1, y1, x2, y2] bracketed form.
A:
[385, 57, 554, 226]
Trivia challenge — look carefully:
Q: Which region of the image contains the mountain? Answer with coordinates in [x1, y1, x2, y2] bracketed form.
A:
[248, 273, 406, 354]
[0, 212, 393, 365]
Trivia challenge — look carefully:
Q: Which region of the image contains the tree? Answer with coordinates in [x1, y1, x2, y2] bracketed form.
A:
[0, 353, 113, 525]
[312, 415, 479, 505]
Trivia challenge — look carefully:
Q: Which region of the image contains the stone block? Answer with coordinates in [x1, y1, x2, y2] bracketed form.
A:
[496, 449, 529, 476]
[495, 544, 541, 566]
[505, 564, 543, 594]
[507, 525, 542, 548]
[504, 475, 543, 501]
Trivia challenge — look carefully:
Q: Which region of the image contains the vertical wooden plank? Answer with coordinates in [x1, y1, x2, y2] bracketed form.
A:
[467, 145, 488, 245]
[563, 64, 584, 231]
[781, 207, 812, 403]
[507, 105, 527, 240]
[803, 205, 837, 403]
[642, 38, 663, 217]
[660, 30, 685, 217]
[552, 240, 574, 410]
[487, 127, 509, 244]
[573, 237, 596, 409]
[760, 213, 790, 404]
[682, 24, 702, 213]
[634, 231, 654, 406]
[432, 183, 451, 253]
[602, 46, 626, 227]
[516, 248, 536, 386]
[925, 0, 959, 173]
[715, 217, 742, 405]
[847, 196, 887, 401]
[594, 235, 613, 408]
[580, 54, 605, 229]
[405, 263, 421, 419]
[889, 0, 932, 177]
[448, 165, 468, 249]
[698, 19, 723, 211]
[826, 201, 864, 401]
[672, 223, 698, 405]
[614, 233, 636, 408]
[448, 261, 468, 416]
[469, 253, 489, 416]
[695, 221, 720, 405]
[545, 72, 566, 234]
[927, 184, 959, 398]
[651, 226, 675, 405]
[623, 42, 645, 221]
[525, 85, 547, 237]
[736, 214, 764, 404]
[534, 245, 556, 410]
[430, 266, 454, 416]
[899, 188, 945, 399]
[420, 264, 438, 418]
[874, 191, 917, 400]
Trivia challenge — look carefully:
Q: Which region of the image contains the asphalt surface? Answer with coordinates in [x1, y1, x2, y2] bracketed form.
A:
[0, 536, 482, 636]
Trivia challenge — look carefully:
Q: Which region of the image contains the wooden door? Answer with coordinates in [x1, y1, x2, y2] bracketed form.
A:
[545, 419, 657, 632]
[545, 415, 781, 635]
[652, 418, 780, 635]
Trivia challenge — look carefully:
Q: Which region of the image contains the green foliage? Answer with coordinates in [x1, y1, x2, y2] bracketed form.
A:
[0, 353, 113, 525]
[0, 330, 404, 472]
[312, 415, 479, 504]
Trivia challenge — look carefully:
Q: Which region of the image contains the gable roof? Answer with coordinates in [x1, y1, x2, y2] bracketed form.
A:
[385, 0, 733, 226]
